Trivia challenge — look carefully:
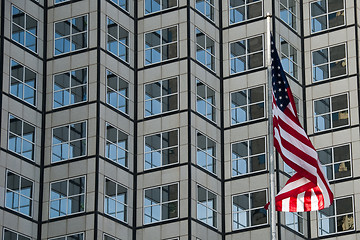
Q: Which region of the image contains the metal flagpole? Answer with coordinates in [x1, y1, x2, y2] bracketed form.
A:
[266, 13, 276, 240]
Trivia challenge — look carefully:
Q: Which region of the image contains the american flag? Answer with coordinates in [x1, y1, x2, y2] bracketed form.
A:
[265, 36, 333, 212]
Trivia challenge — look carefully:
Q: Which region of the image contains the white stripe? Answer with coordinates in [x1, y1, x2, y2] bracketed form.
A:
[277, 177, 311, 195]
[296, 192, 305, 212]
[282, 198, 290, 212]
[310, 189, 319, 210]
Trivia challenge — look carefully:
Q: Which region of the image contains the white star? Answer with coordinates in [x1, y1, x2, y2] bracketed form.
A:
[279, 96, 282, 100]
[279, 89, 282, 92]
[278, 66, 280, 69]
[278, 81, 281, 84]
[271, 50, 274, 52]
[280, 104, 283, 107]
[272, 74, 275, 77]
[285, 89, 287, 92]
[285, 96, 288, 99]
[278, 74, 281, 77]
[273, 82, 275, 85]
[272, 66, 274, 69]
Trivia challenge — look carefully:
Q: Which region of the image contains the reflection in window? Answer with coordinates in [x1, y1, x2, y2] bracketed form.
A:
[53, 68, 87, 108]
[231, 86, 265, 125]
[106, 70, 129, 114]
[52, 121, 87, 162]
[314, 94, 348, 132]
[197, 132, 217, 174]
[145, 26, 178, 65]
[196, 79, 216, 122]
[281, 38, 298, 80]
[104, 234, 120, 240]
[104, 178, 128, 222]
[311, 0, 345, 33]
[280, 0, 297, 30]
[196, 0, 214, 21]
[11, 6, 38, 52]
[145, 0, 177, 14]
[145, 77, 178, 117]
[196, 28, 215, 71]
[229, 0, 262, 24]
[107, 18, 129, 63]
[54, 15, 88, 55]
[197, 185, 217, 228]
[144, 183, 178, 224]
[5, 171, 33, 217]
[285, 212, 304, 234]
[4, 229, 31, 240]
[105, 123, 129, 167]
[233, 190, 267, 230]
[232, 137, 266, 176]
[318, 196, 354, 236]
[230, 35, 263, 74]
[111, 0, 128, 12]
[144, 130, 178, 170]
[10, 60, 36, 106]
[50, 177, 86, 218]
[8, 114, 35, 160]
[50, 232, 84, 240]
[55, 0, 70, 4]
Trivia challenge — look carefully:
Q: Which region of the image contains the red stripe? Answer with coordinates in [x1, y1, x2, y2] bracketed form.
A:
[304, 189, 312, 211]
[289, 196, 298, 212]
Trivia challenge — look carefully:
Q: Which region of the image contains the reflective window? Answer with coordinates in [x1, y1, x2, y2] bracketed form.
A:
[231, 86, 265, 125]
[312, 44, 346, 82]
[311, 0, 345, 33]
[232, 137, 266, 177]
[280, 0, 297, 30]
[144, 183, 178, 224]
[5, 171, 33, 217]
[197, 132, 217, 174]
[104, 178, 128, 222]
[318, 144, 351, 181]
[50, 177, 86, 218]
[145, 0, 178, 14]
[196, 0, 214, 21]
[50, 233, 84, 240]
[55, 0, 70, 4]
[229, 0, 262, 24]
[144, 129, 178, 170]
[280, 38, 298, 80]
[145, 77, 178, 117]
[111, 0, 128, 12]
[3, 229, 31, 240]
[54, 15, 88, 55]
[285, 212, 304, 234]
[8, 114, 35, 160]
[107, 18, 129, 63]
[105, 123, 129, 167]
[196, 28, 215, 71]
[106, 70, 129, 114]
[318, 196, 354, 236]
[314, 94, 349, 132]
[52, 121, 87, 162]
[230, 35, 263, 74]
[10, 59, 36, 106]
[196, 79, 216, 122]
[232, 190, 267, 230]
[11, 6, 38, 52]
[53, 68, 87, 108]
[103, 234, 119, 240]
[197, 185, 217, 228]
[145, 26, 178, 65]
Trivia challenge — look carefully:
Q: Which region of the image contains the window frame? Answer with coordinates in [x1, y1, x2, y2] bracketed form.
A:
[54, 0, 70, 4]
[110, 0, 129, 13]
[195, 27, 216, 72]
[103, 233, 120, 240]
[49, 232, 85, 240]
[106, 16, 130, 63]
[228, 0, 263, 25]
[105, 122, 130, 168]
[284, 211, 304, 234]
[280, 37, 299, 80]
[280, 0, 298, 30]
[104, 177, 128, 223]
[196, 130, 217, 174]
[106, 69, 130, 115]
[3, 228, 32, 240]
[195, 0, 215, 22]
[196, 184, 218, 229]
[196, 78, 217, 122]
[144, 77, 179, 118]
[144, 0, 178, 15]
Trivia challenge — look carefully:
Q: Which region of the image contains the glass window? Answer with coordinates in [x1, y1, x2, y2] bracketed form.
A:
[111, 0, 128, 12]
[197, 185, 217, 228]
[232, 190, 267, 230]
[10, 59, 36, 106]
[53, 68, 87, 108]
[144, 183, 178, 224]
[196, 79, 216, 122]
[103, 234, 119, 240]
[3, 229, 31, 240]
[232, 137, 266, 177]
[54, 15, 88, 55]
[196, 0, 215, 21]
[318, 144, 351, 181]
[5, 171, 33, 217]
[312, 44, 346, 82]
[318, 196, 354, 236]
[197, 132, 217, 174]
[280, 0, 297, 30]
[280, 38, 298, 80]
[231, 86, 265, 125]
[11, 6, 38, 52]
[107, 18, 129, 63]
[196, 28, 215, 71]
[145, 77, 178, 117]
[50, 233, 84, 240]
[314, 93, 349, 132]
[52, 121, 87, 162]
[230, 35, 263, 74]
[104, 178, 128, 222]
[106, 70, 129, 114]
[145, 26, 178, 65]
[105, 123, 129, 167]
[144, 129, 178, 170]
[145, 0, 178, 14]
[50, 177, 86, 218]
[285, 212, 304, 234]
[229, 0, 262, 24]
[55, 0, 70, 4]
[311, 0, 345, 33]
[8, 114, 35, 160]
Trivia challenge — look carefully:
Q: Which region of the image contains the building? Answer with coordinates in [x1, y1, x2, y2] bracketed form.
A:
[0, 0, 358, 239]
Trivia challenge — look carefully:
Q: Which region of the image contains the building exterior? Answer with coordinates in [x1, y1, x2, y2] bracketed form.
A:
[0, 0, 359, 239]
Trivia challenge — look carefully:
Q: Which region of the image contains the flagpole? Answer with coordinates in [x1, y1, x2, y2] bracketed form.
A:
[267, 13, 276, 240]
